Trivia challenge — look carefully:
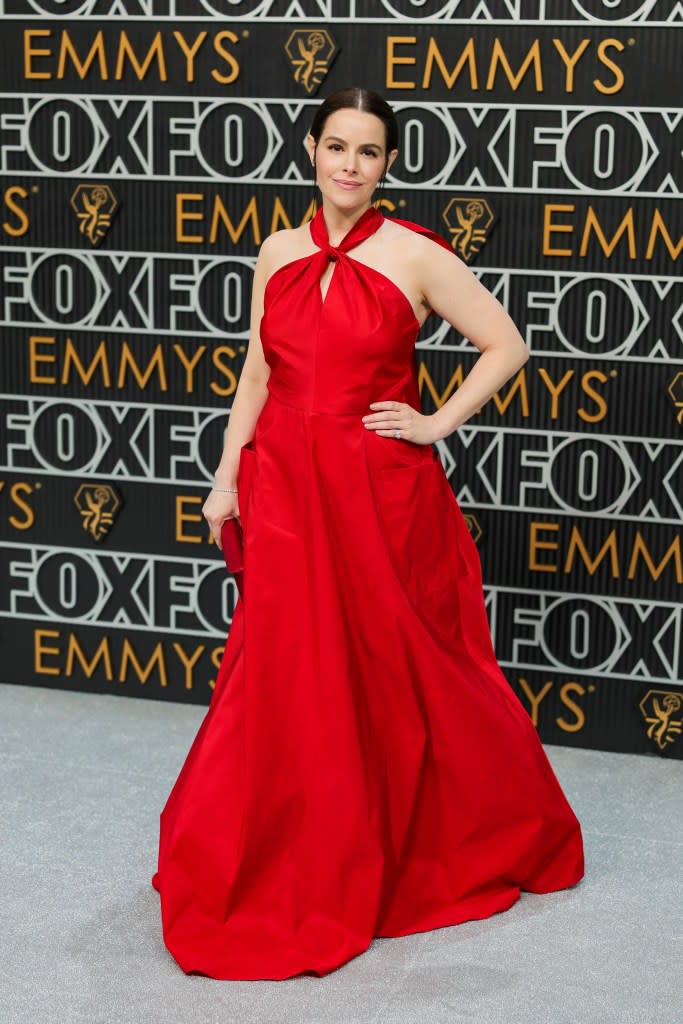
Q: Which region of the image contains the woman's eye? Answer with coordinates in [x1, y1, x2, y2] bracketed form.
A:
[328, 144, 342, 151]
[363, 150, 379, 158]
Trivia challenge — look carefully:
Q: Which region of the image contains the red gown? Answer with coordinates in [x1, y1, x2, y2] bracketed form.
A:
[151, 205, 584, 980]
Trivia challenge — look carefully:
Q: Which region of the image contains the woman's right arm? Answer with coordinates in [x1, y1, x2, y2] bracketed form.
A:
[202, 239, 274, 546]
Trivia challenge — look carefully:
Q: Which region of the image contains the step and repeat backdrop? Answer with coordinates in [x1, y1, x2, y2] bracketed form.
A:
[0, 0, 681, 758]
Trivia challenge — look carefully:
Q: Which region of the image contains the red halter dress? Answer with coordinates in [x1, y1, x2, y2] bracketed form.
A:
[151, 205, 584, 980]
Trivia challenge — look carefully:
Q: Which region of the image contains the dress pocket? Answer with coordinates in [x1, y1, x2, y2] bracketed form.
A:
[372, 452, 469, 631]
[236, 441, 256, 532]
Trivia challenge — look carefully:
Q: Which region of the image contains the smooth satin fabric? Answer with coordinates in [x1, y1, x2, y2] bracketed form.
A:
[151, 206, 584, 980]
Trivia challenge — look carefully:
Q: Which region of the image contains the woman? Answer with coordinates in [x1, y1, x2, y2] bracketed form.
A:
[152, 87, 584, 981]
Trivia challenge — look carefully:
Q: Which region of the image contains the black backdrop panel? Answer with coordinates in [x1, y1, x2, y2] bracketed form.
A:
[1, 1, 681, 759]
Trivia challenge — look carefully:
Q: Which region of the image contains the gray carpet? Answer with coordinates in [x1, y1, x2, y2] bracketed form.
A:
[1, 682, 680, 1024]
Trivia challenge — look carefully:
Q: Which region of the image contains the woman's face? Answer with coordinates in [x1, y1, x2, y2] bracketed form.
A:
[306, 108, 398, 213]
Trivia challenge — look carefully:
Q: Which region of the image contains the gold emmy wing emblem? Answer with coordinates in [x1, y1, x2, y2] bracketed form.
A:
[284, 29, 337, 95]
[639, 690, 683, 751]
[667, 371, 683, 424]
[70, 184, 119, 245]
[442, 198, 495, 263]
[74, 483, 122, 542]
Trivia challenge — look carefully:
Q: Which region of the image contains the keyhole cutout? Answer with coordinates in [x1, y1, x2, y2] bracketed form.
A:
[319, 258, 337, 304]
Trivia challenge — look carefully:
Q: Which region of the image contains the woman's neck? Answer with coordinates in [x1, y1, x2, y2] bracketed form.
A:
[321, 202, 373, 246]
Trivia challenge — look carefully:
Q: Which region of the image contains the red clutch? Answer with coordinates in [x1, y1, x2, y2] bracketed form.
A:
[220, 517, 244, 595]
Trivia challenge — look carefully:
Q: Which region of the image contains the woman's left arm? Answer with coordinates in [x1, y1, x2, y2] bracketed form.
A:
[362, 234, 530, 445]
[420, 239, 530, 441]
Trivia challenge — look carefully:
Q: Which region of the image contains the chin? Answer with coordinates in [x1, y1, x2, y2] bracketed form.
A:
[322, 188, 372, 209]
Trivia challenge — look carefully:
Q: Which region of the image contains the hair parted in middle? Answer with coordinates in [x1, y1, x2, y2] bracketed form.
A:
[309, 86, 399, 201]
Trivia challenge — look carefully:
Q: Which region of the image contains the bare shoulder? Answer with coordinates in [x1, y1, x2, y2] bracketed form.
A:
[258, 224, 312, 279]
[381, 217, 460, 265]
[379, 217, 472, 289]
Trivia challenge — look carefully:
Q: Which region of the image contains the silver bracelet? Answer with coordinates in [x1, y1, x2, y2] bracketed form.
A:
[212, 485, 238, 493]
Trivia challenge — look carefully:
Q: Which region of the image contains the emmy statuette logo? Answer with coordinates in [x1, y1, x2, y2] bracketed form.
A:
[284, 29, 338, 95]
[70, 184, 119, 246]
[74, 483, 122, 542]
[667, 372, 683, 425]
[464, 513, 482, 543]
[442, 198, 495, 263]
[639, 690, 683, 752]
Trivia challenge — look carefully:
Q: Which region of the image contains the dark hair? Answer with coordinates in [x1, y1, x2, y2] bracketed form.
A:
[309, 87, 399, 196]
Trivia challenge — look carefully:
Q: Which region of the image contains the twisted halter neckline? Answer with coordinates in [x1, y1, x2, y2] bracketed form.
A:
[309, 205, 384, 261]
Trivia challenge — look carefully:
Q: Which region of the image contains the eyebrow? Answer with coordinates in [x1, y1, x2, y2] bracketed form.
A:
[323, 135, 383, 150]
